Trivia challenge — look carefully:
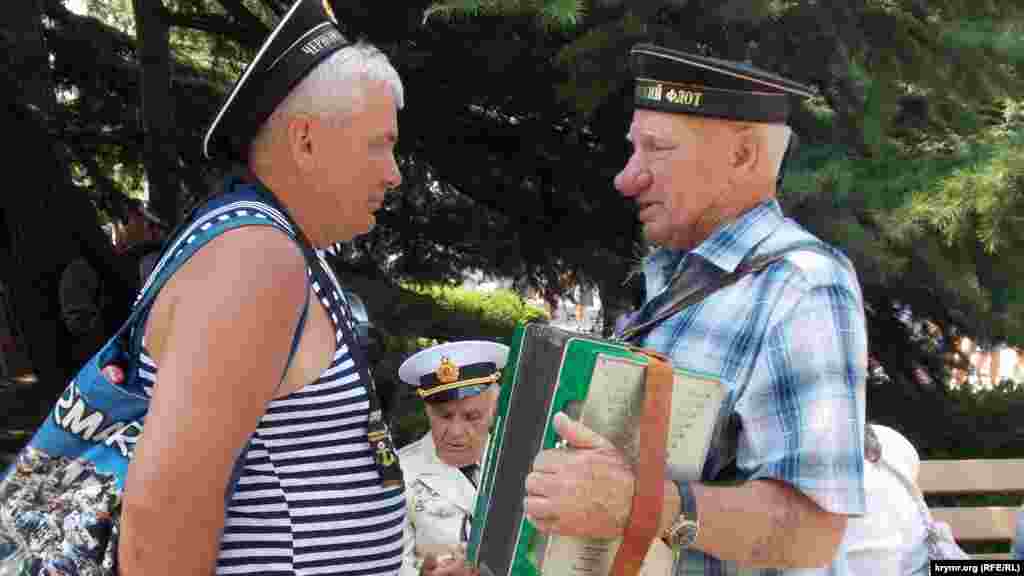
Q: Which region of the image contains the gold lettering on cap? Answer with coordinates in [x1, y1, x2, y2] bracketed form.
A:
[665, 88, 704, 107]
[640, 82, 663, 102]
[638, 81, 703, 108]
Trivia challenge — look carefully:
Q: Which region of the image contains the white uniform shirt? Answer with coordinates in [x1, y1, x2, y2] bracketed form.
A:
[399, 434, 479, 576]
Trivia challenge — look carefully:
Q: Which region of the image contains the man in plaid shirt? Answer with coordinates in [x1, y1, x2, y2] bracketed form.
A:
[523, 43, 868, 575]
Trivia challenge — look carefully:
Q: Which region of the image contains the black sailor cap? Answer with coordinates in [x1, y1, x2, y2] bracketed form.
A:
[629, 43, 816, 124]
[203, 0, 351, 161]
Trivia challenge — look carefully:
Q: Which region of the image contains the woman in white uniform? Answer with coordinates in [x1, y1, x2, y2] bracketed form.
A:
[397, 340, 508, 576]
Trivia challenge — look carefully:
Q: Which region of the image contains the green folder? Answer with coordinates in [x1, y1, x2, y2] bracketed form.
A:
[468, 323, 726, 576]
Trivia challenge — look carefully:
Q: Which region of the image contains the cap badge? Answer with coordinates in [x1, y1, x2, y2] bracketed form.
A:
[322, 0, 337, 24]
[435, 356, 460, 384]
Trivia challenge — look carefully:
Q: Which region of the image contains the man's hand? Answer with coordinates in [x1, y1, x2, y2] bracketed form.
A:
[523, 412, 635, 538]
[420, 552, 478, 576]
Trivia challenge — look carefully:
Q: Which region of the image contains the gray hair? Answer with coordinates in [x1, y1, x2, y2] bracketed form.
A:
[865, 423, 882, 463]
[252, 41, 403, 151]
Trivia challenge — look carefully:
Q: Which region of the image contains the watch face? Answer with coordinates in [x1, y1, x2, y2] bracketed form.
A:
[673, 520, 699, 548]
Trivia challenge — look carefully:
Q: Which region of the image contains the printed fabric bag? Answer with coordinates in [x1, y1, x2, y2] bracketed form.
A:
[0, 185, 306, 576]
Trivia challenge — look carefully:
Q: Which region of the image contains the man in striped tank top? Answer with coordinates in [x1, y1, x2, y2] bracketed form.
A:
[117, 1, 407, 575]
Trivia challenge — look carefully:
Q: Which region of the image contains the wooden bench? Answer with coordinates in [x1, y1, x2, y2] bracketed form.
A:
[919, 459, 1024, 560]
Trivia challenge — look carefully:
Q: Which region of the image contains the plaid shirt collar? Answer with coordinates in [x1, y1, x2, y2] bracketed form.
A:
[642, 198, 786, 297]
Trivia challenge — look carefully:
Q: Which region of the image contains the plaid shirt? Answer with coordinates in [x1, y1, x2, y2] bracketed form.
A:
[627, 199, 868, 576]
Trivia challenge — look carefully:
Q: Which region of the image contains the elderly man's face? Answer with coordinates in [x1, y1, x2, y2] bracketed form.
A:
[614, 110, 735, 250]
[425, 387, 498, 468]
[306, 79, 401, 243]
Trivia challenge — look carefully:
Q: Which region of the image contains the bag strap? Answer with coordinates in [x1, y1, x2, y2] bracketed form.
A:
[242, 178, 405, 487]
[616, 240, 838, 343]
[282, 286, 311, 385]
[610, 350, 674, 576]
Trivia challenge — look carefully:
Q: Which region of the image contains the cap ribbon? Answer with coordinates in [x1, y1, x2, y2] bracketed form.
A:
[634, 77, 790, 124]
[418, 361, 500, 398]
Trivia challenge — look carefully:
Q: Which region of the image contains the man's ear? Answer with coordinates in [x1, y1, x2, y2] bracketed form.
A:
[287, 115, 316, 172]
[730, 125, 760, 178]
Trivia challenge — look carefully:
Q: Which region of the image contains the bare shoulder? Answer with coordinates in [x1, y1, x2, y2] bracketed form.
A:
[169, 224, 306, 289]
[145, 224, 307, 361]
[134, 224, 311, 466]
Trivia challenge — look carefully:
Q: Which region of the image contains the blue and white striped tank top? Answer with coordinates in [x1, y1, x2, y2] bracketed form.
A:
[135, 191, 405, 576]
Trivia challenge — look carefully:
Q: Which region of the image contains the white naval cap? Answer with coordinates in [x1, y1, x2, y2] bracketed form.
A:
[398, 340, 509, 403]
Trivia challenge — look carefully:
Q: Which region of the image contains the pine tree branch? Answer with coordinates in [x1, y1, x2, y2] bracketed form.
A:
[164, 11, 262, 49]
[72, 149, 130, 209]
[215, 0, 270, 38]
[260, 0, 288, 19]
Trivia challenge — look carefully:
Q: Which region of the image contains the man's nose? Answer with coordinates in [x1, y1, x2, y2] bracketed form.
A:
[614, 155, 651, 197]
[448, 419, 470, 438]
[385, 154, 402, 190]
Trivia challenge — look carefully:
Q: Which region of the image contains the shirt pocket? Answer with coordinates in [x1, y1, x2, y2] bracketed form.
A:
[424, 498, 459, 519]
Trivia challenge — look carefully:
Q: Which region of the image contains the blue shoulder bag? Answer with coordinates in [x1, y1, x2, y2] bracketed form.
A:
[0, 185, 310, 576]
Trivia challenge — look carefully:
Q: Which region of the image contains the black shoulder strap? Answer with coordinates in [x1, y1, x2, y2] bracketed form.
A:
[616, 241, 837, 343]
[244, 177, 405, 487]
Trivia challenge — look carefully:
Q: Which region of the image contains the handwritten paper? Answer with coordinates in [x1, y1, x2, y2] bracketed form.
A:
[541, 354, 725, 575]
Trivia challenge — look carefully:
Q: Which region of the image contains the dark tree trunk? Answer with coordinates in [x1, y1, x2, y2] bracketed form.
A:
[1, 0, 137, 421]
[2, 131, 74, 415]
[133, 0, 181, 225]
[0, 122, 135, 427]
[1, 0, 73, 415]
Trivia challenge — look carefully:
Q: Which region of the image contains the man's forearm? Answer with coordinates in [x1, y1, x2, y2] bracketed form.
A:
[656, 478, 682, 536]
[664, 478, 846, 569]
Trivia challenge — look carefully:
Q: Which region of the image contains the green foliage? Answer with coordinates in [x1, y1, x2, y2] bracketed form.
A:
[930, 380, 1024, 459]
[407, 284, 549, 337]
[422, 0, 585, 28]
[785, 140, 981, 214]
[550, 9, 644, 116]
[164, 0, 256, 83]
[391, 402, 429, 448]
[382, 286, 546, 446]
[941, 19, 1024, 64]
[334, 273, 546, 442]
[900, 130, 1024, 255]
[781, 113, 1024, 348]
[85, 0, 134, 34]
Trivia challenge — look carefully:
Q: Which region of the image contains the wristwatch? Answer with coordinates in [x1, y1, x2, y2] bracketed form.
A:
[662, 512, 699, 549]
[662, 481, 699, 549]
